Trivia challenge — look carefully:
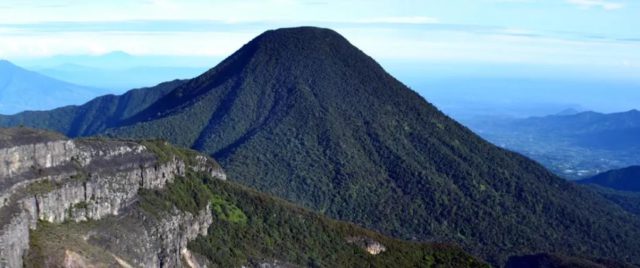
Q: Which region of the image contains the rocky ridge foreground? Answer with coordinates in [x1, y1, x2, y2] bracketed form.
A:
[0, 128, 225, 267]
[0, 127, 489, 268]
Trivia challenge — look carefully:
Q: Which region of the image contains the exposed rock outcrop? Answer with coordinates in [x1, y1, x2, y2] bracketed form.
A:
[79, 203, 214, 267]
[0, 128, 225, 268]
[346, 236, 387, 255]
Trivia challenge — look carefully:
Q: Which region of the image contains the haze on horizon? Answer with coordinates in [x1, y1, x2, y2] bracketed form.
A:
[0, 0, 638, 115]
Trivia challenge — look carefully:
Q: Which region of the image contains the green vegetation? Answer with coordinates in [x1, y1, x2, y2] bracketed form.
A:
[579, 166, 640, 192]
[210, 195, 247, 224]
[26, 220, 122, 267]
[505, 253, 635, 268]
[139, 173, 213, 215]
[106, 27, 640, 265]
[0, 79, 183, 137]
[69, 170, 89, 183]
[5, 27, 640, 265]
[139, 171, 487, 267]
[26, 180, 61, 195]
[585, 184, 640, 216]
[139, 139, 218, 168]
[73, 201, 89, 210]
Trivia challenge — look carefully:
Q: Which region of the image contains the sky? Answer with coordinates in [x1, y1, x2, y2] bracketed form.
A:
[0, 1, 637, 69]
[0, 0, 638, 113]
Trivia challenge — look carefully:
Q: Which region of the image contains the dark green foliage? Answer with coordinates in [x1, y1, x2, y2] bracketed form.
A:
[139, 174, 213, 215]
[210, 194, 247, 224]
[4, 27, 640, 265]
[579, 166, 640, 192]
[106, 27, 640, 265]
[584, 184, 640, 216]
[73, 201, 89, 210]
[0, 79, 184, 136]
[26, 180, 61, 195]
[505, 253, 638, 268]
[140, 171, 487, 267]
[139, 139, 213, 167]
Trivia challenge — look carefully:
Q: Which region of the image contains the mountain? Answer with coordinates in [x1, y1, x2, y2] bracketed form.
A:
[2, 27, 640, 265]
[409, 74, 639, 121]
[0, 60, 110, 115]
[508, 110, 640, 150]
[556, 108, 583, 116]
[0, 128, 486, 267]
[14, 51, 218, 91]
[21, 51, 219, 70]
[0, 79, 185, 137]
[579, 166, 640, 192]
[505, 253, 637, 268]
[583, 184, 640, 217]
[38, 63, 208, 92]
[579, 166, 640, 218]
[466, 110, 640, 179]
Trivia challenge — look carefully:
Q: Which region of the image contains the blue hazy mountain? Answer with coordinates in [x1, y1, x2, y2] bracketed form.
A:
[579, 167, 640, 218]
[580, 166, 640, 192]
[0, 60, 110, 115]
[494, 110, 640, 150]
[555, 108, 583, 116]
[38, 63, 208, 92]
[381, 60, 640, 120]
[466, 110, 640, 179]
[17, 51, 218, 91]
[20, 51, 216, 69]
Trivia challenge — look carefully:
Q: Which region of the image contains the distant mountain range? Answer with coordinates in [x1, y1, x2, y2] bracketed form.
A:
[0, 79, 185, 137]
[13, 51, 218, 91]
[19, 51, 218, 70]
[507, 110, 640, 150]
[580, 166, 640, 192]
[467, 110, 640, 179]
[2, 27, 640, 266]
[0, 60, 109, 115]
[37, 63, 207, 92]
[409, 75, 640, 122]
[578, 166, 640, 220]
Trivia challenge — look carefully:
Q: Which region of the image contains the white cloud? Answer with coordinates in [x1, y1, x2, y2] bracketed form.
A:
[566, 0, 624, 10]
[354, 16, 439, 25]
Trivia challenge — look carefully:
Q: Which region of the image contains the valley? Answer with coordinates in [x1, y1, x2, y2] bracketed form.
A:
[464, 110, 640, 180]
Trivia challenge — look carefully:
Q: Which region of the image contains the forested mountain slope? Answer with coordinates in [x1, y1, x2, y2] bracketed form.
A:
[2, 27, 640, 266]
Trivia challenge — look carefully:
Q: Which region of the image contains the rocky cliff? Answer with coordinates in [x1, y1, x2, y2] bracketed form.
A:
[0, 128, 225, 268]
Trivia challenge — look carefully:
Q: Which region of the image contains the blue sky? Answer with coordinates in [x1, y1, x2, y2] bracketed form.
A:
[0, 0, 637, 72]
[0, 0, 637, 113]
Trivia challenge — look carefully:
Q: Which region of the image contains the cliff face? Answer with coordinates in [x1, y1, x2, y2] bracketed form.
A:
[0, 128, 225, 268]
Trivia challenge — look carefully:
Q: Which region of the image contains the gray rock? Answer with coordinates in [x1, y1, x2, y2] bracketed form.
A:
[0, 128, 225, 268]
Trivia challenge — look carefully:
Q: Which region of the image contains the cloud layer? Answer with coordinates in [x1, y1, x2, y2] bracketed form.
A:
[0, 0, 637, 81]
[566, 0, 624, 10]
